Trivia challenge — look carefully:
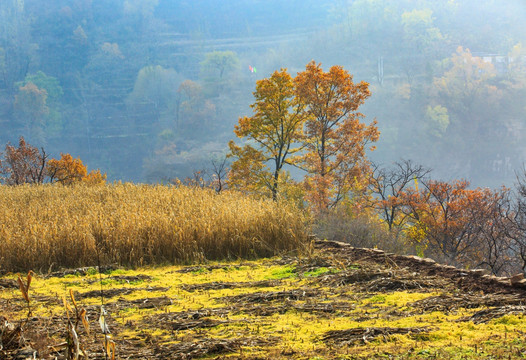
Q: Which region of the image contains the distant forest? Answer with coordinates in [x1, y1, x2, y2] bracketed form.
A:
[0, 0, 525, 185]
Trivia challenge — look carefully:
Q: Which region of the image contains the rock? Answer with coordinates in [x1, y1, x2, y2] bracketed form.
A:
[441, 265, 457, 270]
[422, 258, 436, 264]
[510, 273, 525, 286]
[470, 269, 486, 276]
[512, 278, 526, 289]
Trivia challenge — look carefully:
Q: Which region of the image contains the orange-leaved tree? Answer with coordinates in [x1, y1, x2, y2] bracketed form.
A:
[228, 69, 306, 200]
[0, 136, 48, 185]
[295, 61, 379, 211]
[401, 179, 507, 267]
[47, 153, 106, 185]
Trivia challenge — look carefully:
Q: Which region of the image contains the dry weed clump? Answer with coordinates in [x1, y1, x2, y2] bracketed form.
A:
[0, 184, 308, 272]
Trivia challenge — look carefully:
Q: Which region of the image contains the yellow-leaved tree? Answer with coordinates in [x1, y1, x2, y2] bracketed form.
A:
[228, 69, 307, 200]
[47, 153, 106, 185]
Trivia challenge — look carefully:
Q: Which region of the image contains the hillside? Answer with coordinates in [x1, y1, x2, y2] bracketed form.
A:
[2, 240, 526, 359]
[1, 1, 525, 186]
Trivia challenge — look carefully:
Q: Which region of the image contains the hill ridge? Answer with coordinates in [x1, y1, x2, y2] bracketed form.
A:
[314, 239, 526, 295]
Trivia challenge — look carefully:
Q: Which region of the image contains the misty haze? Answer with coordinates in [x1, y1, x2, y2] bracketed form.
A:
[0, 0, 524, 187]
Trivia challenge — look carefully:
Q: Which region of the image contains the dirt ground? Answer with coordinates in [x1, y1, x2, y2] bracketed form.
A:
[2, 240, 526, 359]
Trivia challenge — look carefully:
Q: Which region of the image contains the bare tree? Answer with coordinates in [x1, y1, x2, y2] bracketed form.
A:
[182, 169, 207, 188]
[368, 159, 431, 233]
[0, 136, 48, 185]
[470, 187, 516, 275]
[210, 156, 229, 193]
[509, 168, 526, 273]
[175, 157, 229, 193]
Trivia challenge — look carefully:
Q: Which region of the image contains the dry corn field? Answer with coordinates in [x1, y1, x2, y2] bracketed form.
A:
[0, 184, 308, 273]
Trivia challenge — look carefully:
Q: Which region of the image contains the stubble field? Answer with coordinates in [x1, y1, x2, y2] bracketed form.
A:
[2, 240, 526, 359]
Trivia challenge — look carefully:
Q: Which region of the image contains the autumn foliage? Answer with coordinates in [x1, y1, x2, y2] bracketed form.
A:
[0, 137, 48, 185]
[47, 153, 88, 184]
[0, 137, 106, 186]
[402, 181, 478, 262]
[368, 167, 518, 274]
[228, 62, 379, 210]
[48, 153, 106, 185]
[295, 61, 379, 211]
[228, 69, 306, 200]
[227, 61, 526, 276]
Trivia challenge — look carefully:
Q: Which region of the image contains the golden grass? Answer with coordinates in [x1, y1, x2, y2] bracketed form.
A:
[0, 184, 308, 272]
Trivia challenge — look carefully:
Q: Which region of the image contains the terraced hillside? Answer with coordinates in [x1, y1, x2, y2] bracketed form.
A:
[2, 240, 526, 359]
